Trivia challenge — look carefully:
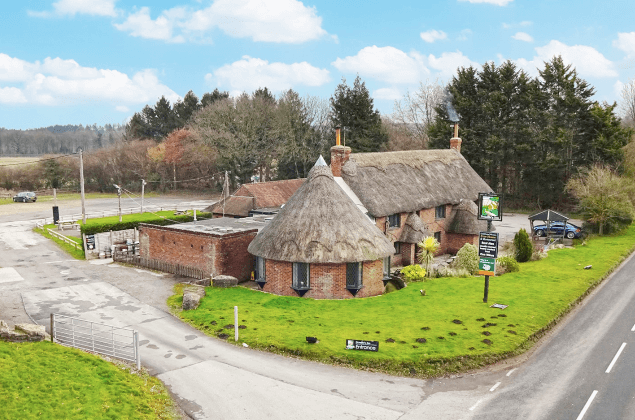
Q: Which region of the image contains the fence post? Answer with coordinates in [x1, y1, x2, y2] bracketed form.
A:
[50, 313, 54, 342]
[234, 306, 239, 341]
[134, 331, 141, 370]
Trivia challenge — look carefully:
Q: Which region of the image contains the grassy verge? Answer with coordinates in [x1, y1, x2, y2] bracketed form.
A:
[0, 340, 180, 419]
[34, 226, 85, 260]
[169, 225, 635, 378]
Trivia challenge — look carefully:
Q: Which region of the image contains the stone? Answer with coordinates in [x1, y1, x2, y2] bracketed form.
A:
[182, 285, 206, 311]
[0, 320, 10, 334]
[212, 275, 239, 288]
[14, 323, 50, 341]
[191, 277, 212, 287]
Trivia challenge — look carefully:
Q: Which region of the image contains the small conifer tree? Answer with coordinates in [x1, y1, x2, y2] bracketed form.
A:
[514, 228, 533, 262]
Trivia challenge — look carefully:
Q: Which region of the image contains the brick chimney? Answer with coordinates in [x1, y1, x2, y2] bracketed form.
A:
[450, 122, 462, 153]
[330, 145, 351, 177]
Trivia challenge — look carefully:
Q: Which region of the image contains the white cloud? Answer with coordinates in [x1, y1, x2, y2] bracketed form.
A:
[29, 0, 119, 17]
[116, 105, 129, 112]
[113, 7, 186, 43]
[459, 0, 513, 5]
[515, 40, 617, 78]
[457, 29, 472, 41]
[614, 32, 635, 57]
[208, 56, 330, 92]
[427, 51, 478, 78]
[0, 53, 178, 105]
[332, 46, 429, 84]
[512, 32, 533, 42]
[115, 0, 328, 44]
[0, 87, 27, 104]
[614, 80, 624, 97]
[420, 30, 447, 43]
[373, 88, 402, 101]
[503, 21, 532, 29]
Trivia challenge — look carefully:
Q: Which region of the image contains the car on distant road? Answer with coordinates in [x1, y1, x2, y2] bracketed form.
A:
[534, 221, 582, 239]
[13, 192, 37, 203]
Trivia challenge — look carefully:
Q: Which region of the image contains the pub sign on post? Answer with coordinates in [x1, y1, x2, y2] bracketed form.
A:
[478, 193, 503, 221]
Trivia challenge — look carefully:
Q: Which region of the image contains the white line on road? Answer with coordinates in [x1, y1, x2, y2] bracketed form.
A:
[631, 323, 635, 332]
[469, 399, 483, 411]
[506, 368, 516, 377]
[606, 342, 627, 373]
[489, 382, 501, 392]
[576, 390, 598, 420]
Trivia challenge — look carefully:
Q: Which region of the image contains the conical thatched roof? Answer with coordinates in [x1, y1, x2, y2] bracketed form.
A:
[447, 200, 488, 235]
[340, 149, 493, 217]
[248, 161, 394, 263]
[399, 212, 430, 243]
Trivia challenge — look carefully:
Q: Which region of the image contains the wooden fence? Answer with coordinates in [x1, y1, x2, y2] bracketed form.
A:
[113, 252, 207, 280]
[46, 228, 81, 250]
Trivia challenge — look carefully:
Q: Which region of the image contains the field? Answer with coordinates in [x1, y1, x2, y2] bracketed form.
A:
[169, 226, 635, 378]
[0, 156, 42, 166]
[0, 340, 180, 419]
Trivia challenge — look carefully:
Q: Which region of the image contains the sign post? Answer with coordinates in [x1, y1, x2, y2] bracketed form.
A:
[478, 193, 502, 303]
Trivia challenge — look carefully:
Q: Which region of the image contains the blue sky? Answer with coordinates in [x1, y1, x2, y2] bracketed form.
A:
[1, 0, 634, 130]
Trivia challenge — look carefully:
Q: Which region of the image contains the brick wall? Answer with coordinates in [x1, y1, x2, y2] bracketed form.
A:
[139, 224, 257, 281]
[445, 232, 479, 254]
[261, 259, 385, 299]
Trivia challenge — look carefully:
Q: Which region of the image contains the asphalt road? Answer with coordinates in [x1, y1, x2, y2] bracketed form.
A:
[0, 199, 632, 419]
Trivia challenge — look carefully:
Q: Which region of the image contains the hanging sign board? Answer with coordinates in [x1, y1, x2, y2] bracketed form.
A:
[345, 339, 379, 352]
[478, 232, 499, 258]
[478, 193, 503, 221]
[479, 257, 496, 276]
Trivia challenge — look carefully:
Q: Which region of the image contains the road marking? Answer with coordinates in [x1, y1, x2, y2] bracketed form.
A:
[489, 382, 501, 392]
[606, 342, 627, 373]
[469, 399, 483, 411]
[576, 390, 598, 420]
[0, 267, 24, 284]
[506, 368, 516, 377]
[631, 323, 635, 332]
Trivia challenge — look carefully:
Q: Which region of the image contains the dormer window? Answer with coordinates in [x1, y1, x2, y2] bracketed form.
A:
[435, 205, 446, 219]
[388, 213, 401, 228]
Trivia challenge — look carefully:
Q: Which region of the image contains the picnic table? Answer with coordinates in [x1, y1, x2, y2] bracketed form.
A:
[57, 220, 80, 231]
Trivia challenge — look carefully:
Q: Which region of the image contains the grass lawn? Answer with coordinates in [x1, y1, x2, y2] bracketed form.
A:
[0, 340, 180, 419]
[169, 225, 635, 378]
[34, 226, 85, 260]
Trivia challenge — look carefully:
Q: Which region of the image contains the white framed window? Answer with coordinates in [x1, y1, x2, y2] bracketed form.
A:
[388, 213, 401, 228]
[383, 257, 391, 279]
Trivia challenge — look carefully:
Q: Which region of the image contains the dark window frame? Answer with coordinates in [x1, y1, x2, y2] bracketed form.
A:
[387, 213, 401, 228]
[435, 205, 446, 219]
[394, 241, 401, 255]
[346, 262, 363, 296]
[434, 231, 441, 243]
[383, 256, 391, 280]
[292, 262, 310, 295]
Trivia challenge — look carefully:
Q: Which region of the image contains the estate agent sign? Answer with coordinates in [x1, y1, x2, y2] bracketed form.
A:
[346, 339, 379, 352]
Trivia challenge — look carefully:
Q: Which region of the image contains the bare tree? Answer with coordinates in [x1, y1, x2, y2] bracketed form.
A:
[391, 79, 446, 148]
[620, 79, 635, 128]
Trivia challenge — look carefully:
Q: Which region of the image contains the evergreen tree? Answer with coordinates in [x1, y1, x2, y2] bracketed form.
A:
[173, 90, 200, 128]
[201, 88, 230, 108]
[330, 76, 387, 152]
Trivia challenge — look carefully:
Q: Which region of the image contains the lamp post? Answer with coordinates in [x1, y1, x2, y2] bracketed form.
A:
[113, 184, 122, 222]
[141, 179, 147, 214]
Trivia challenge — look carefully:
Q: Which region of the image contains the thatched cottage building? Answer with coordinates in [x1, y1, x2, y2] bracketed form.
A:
[247, 158, 394, 299]
[330, 141, 492, 266]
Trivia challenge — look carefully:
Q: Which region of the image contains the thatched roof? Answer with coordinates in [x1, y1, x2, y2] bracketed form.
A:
[248, 161, 394, 263]
[447, 200, 488, 235]
[399, 212, 430, 243]
[340, 149, 493, 217]
[207, 178, 304, 216]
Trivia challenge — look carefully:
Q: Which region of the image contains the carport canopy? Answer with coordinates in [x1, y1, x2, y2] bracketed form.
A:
[528, 209, 569, 239]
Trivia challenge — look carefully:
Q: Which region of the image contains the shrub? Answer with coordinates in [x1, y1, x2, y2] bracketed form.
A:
[513, 228, 533, 262]
[401, 265, 426, 282]
[435, 266, 472, 278]
[496, 255, 519, 275]
[417, 236, 440, 277]
[454, 243, 478, 274]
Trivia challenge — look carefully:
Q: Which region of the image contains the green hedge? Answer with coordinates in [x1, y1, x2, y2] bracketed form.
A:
[81, 212, 212, 235]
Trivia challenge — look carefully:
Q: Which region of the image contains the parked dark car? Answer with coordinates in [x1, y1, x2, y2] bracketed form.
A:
[13, 192, 37, 202]
[534, 221, 582, 239]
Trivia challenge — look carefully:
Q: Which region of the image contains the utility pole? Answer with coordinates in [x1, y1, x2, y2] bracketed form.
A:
[113, 184, 122, 222]
[79, 149, 86, 224]
[141, 179, 147, 213]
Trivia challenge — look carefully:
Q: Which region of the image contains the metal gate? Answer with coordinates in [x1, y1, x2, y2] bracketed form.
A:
[50, 314, 140, 369]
